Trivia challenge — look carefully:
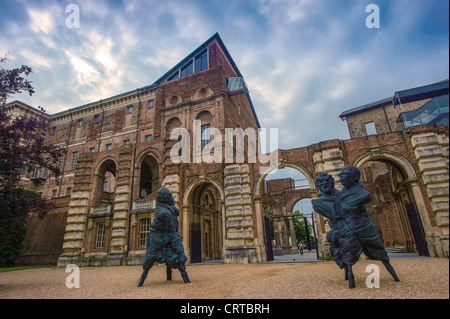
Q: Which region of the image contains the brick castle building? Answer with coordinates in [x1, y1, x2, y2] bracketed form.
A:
[3, 34, 449, 266]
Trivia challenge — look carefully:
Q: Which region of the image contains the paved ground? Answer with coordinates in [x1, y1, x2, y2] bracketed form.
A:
[0, 254, 448, 299]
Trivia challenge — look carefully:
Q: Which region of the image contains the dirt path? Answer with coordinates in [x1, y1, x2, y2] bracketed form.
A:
[0, 257, 448, 299]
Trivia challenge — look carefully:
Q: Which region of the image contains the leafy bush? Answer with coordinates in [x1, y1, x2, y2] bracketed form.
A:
[0, 189, 41, 267]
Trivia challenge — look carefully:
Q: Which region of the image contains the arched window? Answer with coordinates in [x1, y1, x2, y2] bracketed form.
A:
[196, 111, 212, 149]
[166, 117, 181, 137]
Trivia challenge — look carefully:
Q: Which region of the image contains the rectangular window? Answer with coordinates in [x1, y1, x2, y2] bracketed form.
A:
[57, 155, 64, 171]
[77, 119, 83, 127]
[167, 71, 179, 82]
[103, 181, 108, 192]
[52, 190, 57, 198]
[139, 218, 151, 247]
[365, 122, 377, 135]
[66, 187, 72, 197]
[126, 105, 133, 113]
[89, 147, 95, 153]
[94, 114, 100, 122]
[147, 100, 154, 108]
[51, 126, 56, 134]
[195, 50, 208, 73]
[95, 223, 106, 249]
[145, 134, 152, 142]
[201, 124, 211, 149]
[42, 158, 49, 179]
[32, 167, 39, 179]
[71, 151, 77, 170]
[124, 139, 130, 145]
[180, 61, 193, 77]
[106, 143, 112, 150]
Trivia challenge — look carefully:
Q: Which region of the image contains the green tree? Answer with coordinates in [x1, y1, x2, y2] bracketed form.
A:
[292, 210, 313, 245]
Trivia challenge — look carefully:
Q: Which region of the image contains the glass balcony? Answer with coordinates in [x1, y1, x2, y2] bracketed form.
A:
[226, 77, 247, 92]
[397, 94, 449, 130]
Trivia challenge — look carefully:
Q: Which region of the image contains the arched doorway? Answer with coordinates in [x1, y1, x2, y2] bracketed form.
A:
[356, 158, 430, 256]
[292, 198, 317, 252]
[88, 158, 118, 255]
[256, 163, 317, 261]
[93, 158, 117, 206]
[138, 155, 159, 199]
[354, 151, 431, 256]
[183, 178, 224, 263]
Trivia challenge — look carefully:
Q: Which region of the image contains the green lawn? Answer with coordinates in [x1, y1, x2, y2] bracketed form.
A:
[0, 265, 56, 272]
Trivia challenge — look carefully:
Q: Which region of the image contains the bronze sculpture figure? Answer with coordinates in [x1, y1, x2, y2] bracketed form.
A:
[138, 188, 190, 287]
[312, 167, 400, 288]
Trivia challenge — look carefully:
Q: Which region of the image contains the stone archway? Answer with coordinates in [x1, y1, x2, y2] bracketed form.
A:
[254, 160, 316, 196]
[352, 150, 435, 256]
[182, 177, 225, 263]
[254, 161, 317, 259]
[92, 157, 118, 206]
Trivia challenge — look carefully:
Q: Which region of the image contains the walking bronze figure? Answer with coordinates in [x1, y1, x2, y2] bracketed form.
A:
[138, 188, 190, 287]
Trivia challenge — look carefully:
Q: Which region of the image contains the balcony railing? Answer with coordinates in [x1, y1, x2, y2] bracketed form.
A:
[132, 199, 156, 211]
[90, 205, 112, 217]
[397, 94, 449, 130]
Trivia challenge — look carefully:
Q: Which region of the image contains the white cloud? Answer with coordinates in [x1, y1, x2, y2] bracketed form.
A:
[66, 52, 100, 85]
[19, 49, 52, 68]
[27, 7, 56, 34]
[1, 0, 447, 149]
[258, 0, 318, 24]
[94, 38, 116, 70]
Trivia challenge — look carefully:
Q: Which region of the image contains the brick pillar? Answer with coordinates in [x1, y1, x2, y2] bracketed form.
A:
[411, 132, 449, 257]
[57, 154, 94, 267]
[223, 164, 261, 263]
[107, 147, 133, 265]
[313, 147, 345, 260]
[288, 216, 297, 248]
[162, 174, 180, 205]
[253, 197, 267, 262]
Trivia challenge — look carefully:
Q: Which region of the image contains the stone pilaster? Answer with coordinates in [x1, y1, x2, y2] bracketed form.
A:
[313, 148, 345, 189]
[223, 164, 260, 263]
[162, 174, 180, 205]
[57, 155, 94, 267]
[411, 132, 449, 256]
[107, 147, 133, 265]
[312, 147, 345, 260]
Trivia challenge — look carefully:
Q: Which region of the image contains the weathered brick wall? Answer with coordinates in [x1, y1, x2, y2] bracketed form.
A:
[16, 197, 69, 265]
[344, 98, 434, 139]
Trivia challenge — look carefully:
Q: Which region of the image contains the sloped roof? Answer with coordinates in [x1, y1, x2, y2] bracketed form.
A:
[393, 79, 449, 105]
[339, 79, 449, 119]
[339, 96, 392, 119]
[152, 32, 243, 85]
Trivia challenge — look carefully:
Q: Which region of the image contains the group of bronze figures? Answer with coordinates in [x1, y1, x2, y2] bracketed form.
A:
[312, 166, 400, 288]
[138, 166, 399, 289]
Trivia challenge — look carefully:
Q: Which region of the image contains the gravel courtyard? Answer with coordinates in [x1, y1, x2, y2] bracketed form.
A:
[0, 256, 448, 299]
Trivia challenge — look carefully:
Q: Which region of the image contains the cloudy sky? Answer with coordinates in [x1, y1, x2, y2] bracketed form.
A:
[1, 0, 448, 150]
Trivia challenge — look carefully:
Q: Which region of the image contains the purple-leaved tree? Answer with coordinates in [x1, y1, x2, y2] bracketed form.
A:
[0, 53, 65, 266]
